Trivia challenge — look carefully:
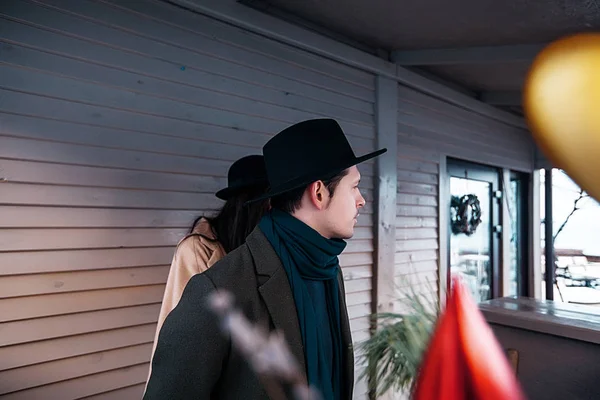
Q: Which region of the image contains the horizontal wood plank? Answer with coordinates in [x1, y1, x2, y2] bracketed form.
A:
[100, 0, 375, 89]
[79, 383, 145, 400]
[0, 247, 175, 275]
[398, 112, 526, 154]
[0, 267, 169, 298]
[347, 303, 371, 320]
[395, 238, 439, 252]
[396, 143, 440, 163]
[0, 206, 208, 229]
[351, 329, 370, 343]
[1, 205, 370, 229]
[395, 260, 439, 276]
[351, 227, 373, 240]
[0, 228, 187, 251]
[0, 133, 232, 178]
[395, 270, 439, 287]
[344, 278, 372, 294]
[0, 304, 160, 347]
[0, 107, 375, 176]
[0, 183, 223, 210]
[0, 90, 273, 148]
[0, 158, 227, 194]
[396, 193, 438, 207]
[0, 22, 372, 116]
[396, 216, 437, 229]
[349, 316, 371, 333]
[3, 42, 373, 126]
[396, 158, 438, 174]
[0, 324, 155, 371]
[396, 169, 437, 185]
[397, 129, 532, 171]
[0, 63, 375, 143]
[346, 291, 371, 307]
[395, 250, 439, 264]
[397, 85, 527, 137]
[397, 181, 437, 196]
[0, 153, 372, 192]
[0, 285, 165, 322]
[0, 343, 152, 395]
[396, 205, 437, 217]
[341, 265, 372, 281]
[0, 362, 149, 400]
[339, 253, 372, 269]
[345, 240, 374, 254]
[396, 228, 438, 240]
[1, 109, 267, 162]
[8, 0, 375, 101]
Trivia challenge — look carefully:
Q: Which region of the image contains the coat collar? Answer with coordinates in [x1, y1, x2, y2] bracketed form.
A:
[190, 217, 218, 240]
[178, 217, 224, 256]
[245, 226, 306, 374]
[245, 226, 354, 398]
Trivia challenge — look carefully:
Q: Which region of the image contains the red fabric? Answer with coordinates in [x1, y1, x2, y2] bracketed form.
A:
[413, 277, 526, 400]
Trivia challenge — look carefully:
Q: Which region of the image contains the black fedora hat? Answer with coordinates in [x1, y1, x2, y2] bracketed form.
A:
[249, 118, 386, 203]
[215, 155, 269, 200]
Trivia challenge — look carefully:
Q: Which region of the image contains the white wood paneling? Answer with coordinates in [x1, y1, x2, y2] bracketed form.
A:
[395, 83, 535, 311]
[0, 0, 377, 398]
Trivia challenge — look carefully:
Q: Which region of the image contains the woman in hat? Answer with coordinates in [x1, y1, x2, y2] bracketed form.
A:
[148, 154, 270, 369]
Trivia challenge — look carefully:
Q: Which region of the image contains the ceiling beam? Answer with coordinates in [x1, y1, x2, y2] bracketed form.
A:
[479, 91, 522, 106]
[391, 44, 547, 66]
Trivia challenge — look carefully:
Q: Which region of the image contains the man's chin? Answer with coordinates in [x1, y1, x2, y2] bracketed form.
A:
[339, 230, 354, 240]
[329, 225, 355, 240]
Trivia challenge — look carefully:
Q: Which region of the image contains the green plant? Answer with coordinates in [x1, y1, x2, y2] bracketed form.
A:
[358, 279, 440, 397]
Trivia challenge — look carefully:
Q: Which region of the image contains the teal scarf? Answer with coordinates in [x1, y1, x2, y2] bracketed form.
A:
[259, 209, 346, 400]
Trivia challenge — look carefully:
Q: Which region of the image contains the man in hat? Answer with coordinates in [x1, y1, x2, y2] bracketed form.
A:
[144, 119, 386, 400]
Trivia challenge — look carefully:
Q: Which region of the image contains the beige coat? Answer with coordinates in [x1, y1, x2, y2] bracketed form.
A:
[148, 218, 226, 375]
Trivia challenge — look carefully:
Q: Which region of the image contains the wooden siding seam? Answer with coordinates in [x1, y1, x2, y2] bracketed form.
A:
[0, 81, 374, 141]
[0, 37, 375, 115]
[101, 0, 376, 90]
[0, 59, 375, 129]
[1, 6, 374, 102]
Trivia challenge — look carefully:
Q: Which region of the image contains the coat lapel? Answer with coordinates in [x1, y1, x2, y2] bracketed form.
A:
[246, 227, 306, 374]
[246, 227, 355, 399]
[337, 270, 355, 399]
[337, 270, 353, 349]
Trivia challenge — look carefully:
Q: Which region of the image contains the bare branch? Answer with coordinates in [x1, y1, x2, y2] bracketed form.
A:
[553, 188, 587, 243]
[208, 290, 320, 400]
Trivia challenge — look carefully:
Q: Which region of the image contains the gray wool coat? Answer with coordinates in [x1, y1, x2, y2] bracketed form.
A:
[143, 226, 355, 399]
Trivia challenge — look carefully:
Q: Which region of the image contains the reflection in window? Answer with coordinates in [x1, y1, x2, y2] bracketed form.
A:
[449, 177, 492, 303]
[507, 178, 519, 297]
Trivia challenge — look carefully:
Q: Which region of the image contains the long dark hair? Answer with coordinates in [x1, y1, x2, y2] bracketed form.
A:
[190, 185, 270, 253]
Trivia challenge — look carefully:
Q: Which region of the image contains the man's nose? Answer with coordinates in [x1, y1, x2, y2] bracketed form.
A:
[357, 193, 366, 208]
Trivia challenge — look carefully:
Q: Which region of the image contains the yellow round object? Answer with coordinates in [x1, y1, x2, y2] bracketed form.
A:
[523, 33, 600, 201]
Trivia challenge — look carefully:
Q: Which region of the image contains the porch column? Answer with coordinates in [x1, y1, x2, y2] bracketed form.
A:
[373, 75, 398, 315]
[544, 168, 554, 300]
[530, 170, 542, 299]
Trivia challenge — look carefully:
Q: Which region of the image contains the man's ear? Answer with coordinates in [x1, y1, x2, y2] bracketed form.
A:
[308, 180, 328, 210]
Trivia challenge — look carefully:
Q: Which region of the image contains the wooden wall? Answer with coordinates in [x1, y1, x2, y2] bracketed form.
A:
[0, 0, 376, 398]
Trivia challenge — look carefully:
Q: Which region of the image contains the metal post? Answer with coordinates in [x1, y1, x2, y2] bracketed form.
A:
[544, 169, 554, 300]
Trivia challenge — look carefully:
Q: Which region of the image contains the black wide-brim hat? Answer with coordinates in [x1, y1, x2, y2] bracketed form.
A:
[248, 118, 387, 203]
[215, 155, 269, 200]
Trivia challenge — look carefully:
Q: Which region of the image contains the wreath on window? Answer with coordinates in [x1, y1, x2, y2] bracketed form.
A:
[450, 194, 482, 236]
